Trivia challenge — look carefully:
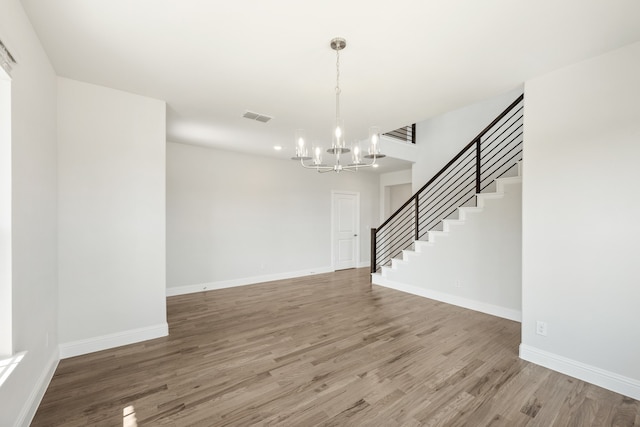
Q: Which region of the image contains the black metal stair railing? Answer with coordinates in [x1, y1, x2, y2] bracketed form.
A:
[384, 124, 416, 144]
[371, 94, 524, 274]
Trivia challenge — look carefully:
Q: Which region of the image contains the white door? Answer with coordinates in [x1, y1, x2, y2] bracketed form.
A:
[332, 191, 359, 270]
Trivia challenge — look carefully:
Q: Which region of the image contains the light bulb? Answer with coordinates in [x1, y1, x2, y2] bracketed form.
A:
[335, 126, 342, 139]
[294, 130, 306, 156]
[369, 127, 381, 155]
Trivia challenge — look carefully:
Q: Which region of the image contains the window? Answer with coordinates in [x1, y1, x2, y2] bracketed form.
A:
[0, 59, 12, 357]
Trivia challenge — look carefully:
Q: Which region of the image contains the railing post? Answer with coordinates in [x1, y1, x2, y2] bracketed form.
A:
[475, 137, 481, 194]
[414, 196, 419, 241]
[370, 228, 377, 279]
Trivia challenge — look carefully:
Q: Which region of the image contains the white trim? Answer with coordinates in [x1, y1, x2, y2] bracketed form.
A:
[59, 323, 168, 359]
[166, 265, 335, 297]
[519, 344, 640, 400]
[15, 349, 59, 427]
[331, 190, 360, 271]
[356, 261, 371, 269]
[372, 274, 522, 322]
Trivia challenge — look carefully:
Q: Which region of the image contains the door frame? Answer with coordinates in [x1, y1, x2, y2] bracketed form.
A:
[330, 190, 360, 271]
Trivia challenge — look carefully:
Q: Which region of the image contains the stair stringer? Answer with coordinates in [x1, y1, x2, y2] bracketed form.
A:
[372, 175, 522, 322]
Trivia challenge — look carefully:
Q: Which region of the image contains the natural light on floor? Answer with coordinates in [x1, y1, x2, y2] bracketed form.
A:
[0, 352, 25, 387]
[123, 405, 138, 427]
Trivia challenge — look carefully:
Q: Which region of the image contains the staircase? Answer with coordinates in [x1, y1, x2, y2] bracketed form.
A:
[370, 95, 524, 321]
[372, 162, 522, 321]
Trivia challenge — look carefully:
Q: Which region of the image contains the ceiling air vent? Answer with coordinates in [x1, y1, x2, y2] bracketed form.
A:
[243, 110, 272, 123]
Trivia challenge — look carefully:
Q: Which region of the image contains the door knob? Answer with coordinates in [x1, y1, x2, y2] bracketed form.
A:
[354, 234, 358, 237]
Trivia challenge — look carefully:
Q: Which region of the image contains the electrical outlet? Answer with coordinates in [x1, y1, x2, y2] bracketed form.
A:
[536, 321, 548, 336]
[455, 280, 462, 288]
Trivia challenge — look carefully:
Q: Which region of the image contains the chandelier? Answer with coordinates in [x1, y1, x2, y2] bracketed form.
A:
[291, 37, 385, 173]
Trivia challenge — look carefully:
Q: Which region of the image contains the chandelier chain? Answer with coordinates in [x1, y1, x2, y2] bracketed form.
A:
[335, 47, 341, 121]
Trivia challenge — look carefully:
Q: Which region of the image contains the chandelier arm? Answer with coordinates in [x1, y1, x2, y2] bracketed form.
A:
[299, 158, 332, 171]
[344, 163, 374, 171]
[343, 154, 379, 171]
[362, 153, 379, 165]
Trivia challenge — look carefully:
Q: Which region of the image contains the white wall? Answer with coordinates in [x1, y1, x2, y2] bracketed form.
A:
[57, 78, 167, 357]
[412, 86, 523, 192]
[521, 41, 640, 399]
[379, 169, 412, 221]
[166, 142, 379, 293]
[388, 184, 412, 219]
[379, 135, 419, 164]
[0, 0, 59, 425]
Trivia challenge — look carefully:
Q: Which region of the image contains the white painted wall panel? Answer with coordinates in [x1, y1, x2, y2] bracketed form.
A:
[412, 87, 523, 192]
[57, 78, 167, 348]
[522, 41, 640, 397]
[0, 0, 59, 425]
[166, 143, 379, 291]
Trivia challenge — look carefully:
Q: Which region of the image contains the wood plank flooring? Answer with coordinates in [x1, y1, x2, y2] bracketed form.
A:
[32, 268, 639, 426]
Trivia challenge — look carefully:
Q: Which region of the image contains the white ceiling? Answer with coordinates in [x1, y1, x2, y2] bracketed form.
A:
[20, 0, 640, 173]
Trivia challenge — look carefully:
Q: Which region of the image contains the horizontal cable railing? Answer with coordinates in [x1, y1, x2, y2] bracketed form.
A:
[383, 124, 416, 144]
[371, 94, 524, 274]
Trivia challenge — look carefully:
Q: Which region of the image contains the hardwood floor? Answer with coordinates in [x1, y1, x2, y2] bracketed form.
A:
[33, 268, 639, 426]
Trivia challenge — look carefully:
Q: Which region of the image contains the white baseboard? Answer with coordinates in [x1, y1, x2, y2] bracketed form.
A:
[16, 348, 59, 427]
[372, 275, 522, 322]
[357, 261, 371, 269]
[519, 344, 640, 400]
[166, 266, 334, 297]
[59, 323, 168, 359]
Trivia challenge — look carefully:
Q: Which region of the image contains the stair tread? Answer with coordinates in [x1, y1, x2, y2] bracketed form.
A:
[477, 192, 504, 198]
